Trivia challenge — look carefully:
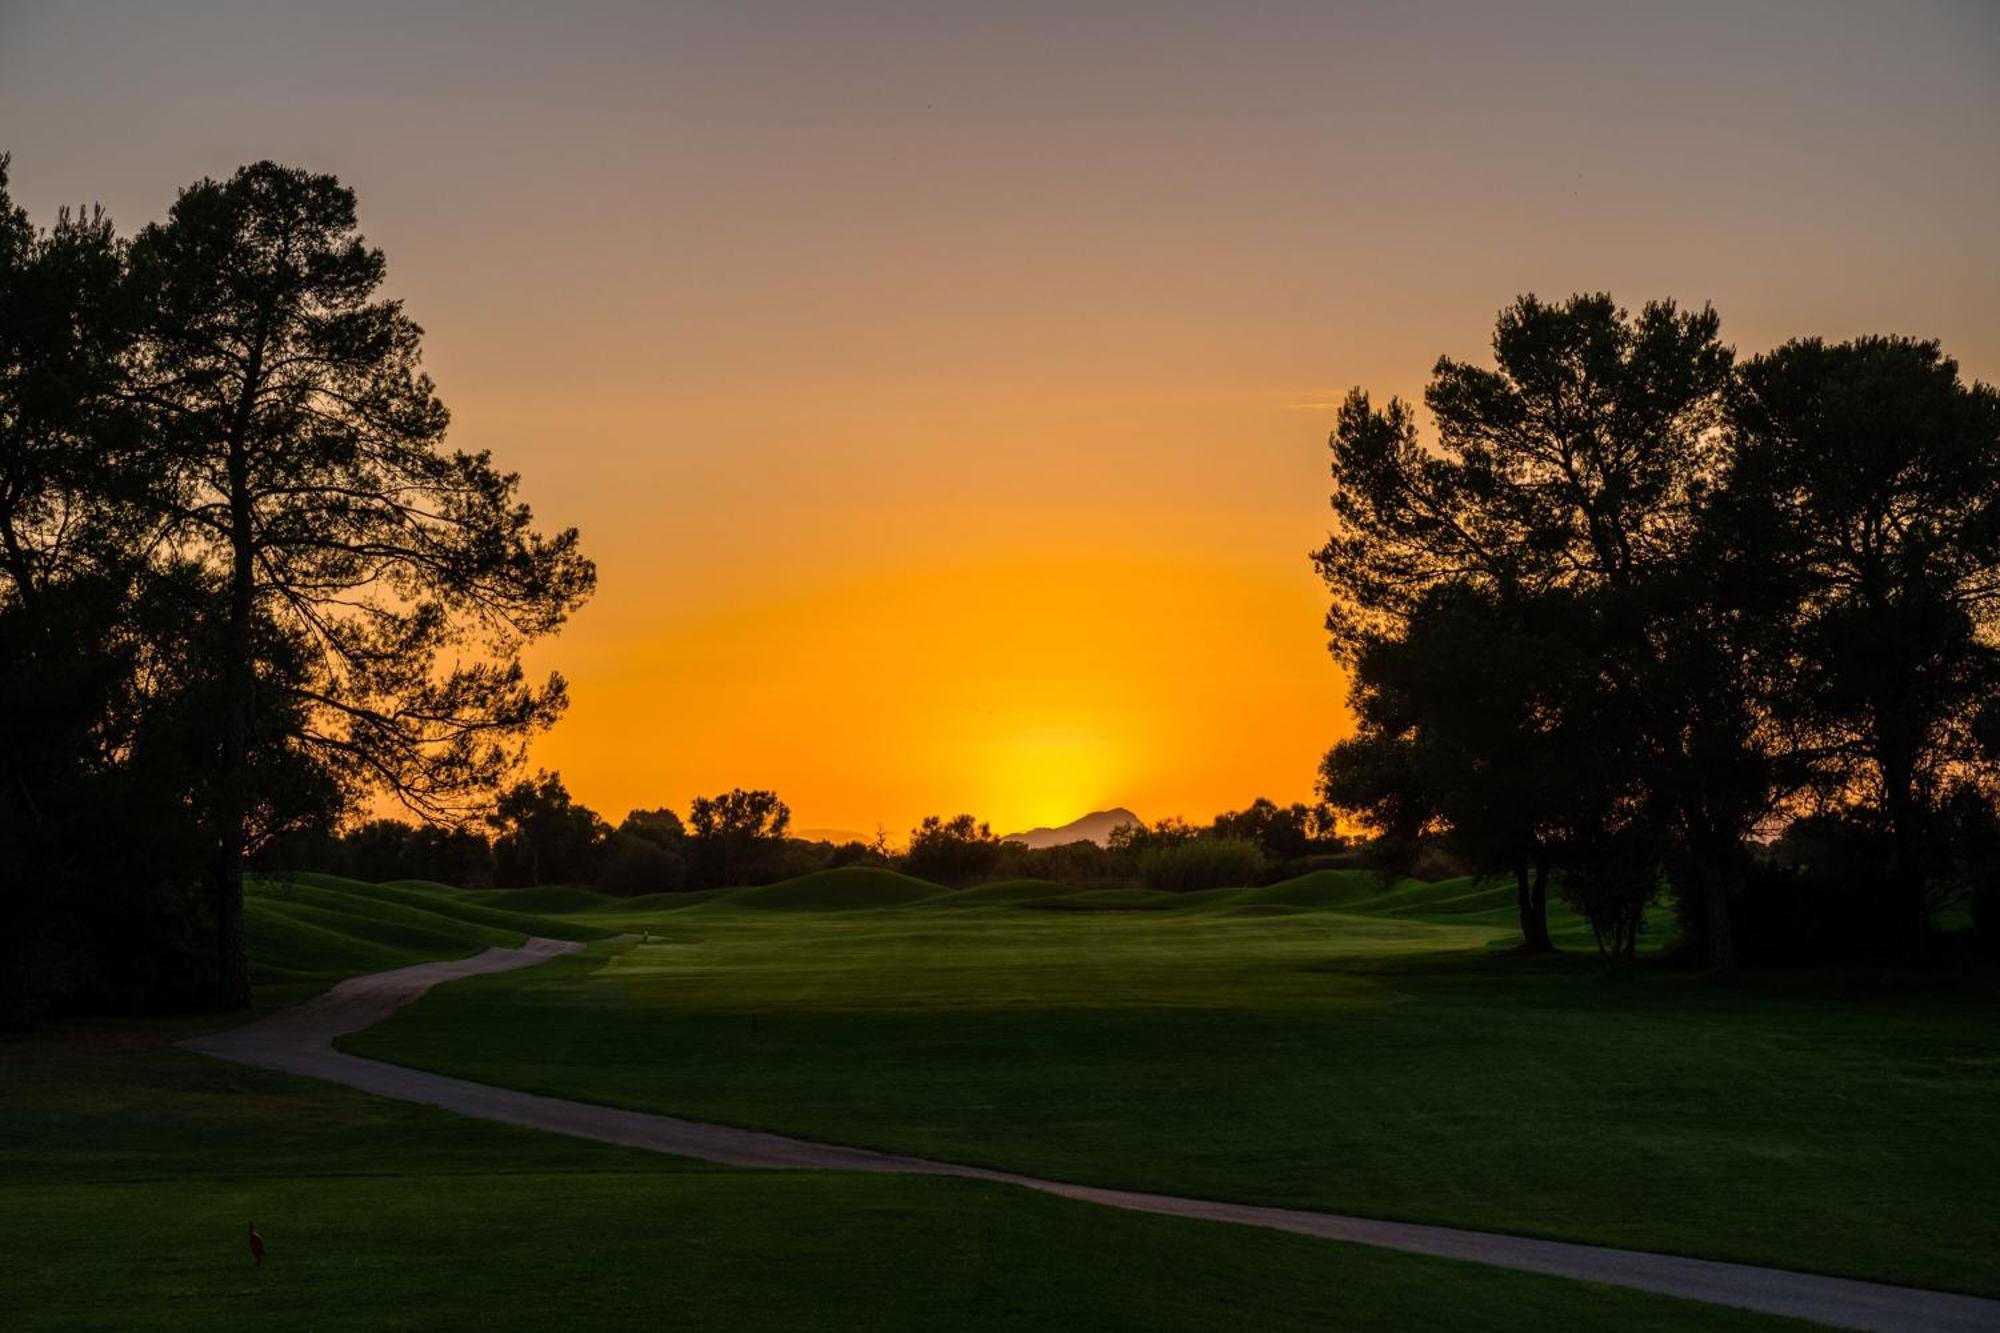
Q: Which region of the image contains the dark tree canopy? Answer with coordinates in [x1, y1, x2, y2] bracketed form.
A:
[0, 158, 209, 1021]
[118, 163, 594, 1002]
[131, 163, 595, 827]
[1322, 583, 1633, 955]
[0, 158, 593, 1014]
[619, 806, 688, 848]
[597, 806, 691, 896]
[905, 813, 1000, 884]
[489, 771, 608, 887]
[1315, 293, 1732, 657]
[687, 787, 792, 887]
[1208, 798, 1337, 862]
[0, 155, 137, 601]
[1730, 337, 2000, 949]
[1318, 294, 1747, 964]
[1315, 294, 1999, 969]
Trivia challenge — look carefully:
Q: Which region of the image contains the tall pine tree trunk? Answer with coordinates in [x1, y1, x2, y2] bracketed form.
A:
[1678, 806, 1738, 974]
[1700, 858, 1736, 974]
[1514, 859, 1555, 953]
[1528, 861, 1553, 952]
[1879, 740, 1928, 963]
[210, 324, 265, 1010]
[211, 527, 252, 1008]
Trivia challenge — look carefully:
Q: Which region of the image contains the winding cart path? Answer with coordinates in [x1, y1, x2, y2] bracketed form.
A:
[181, 938, 2000, 1333]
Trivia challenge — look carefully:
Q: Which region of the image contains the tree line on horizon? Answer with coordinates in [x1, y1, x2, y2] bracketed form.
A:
[260, 771, 1353, 896]
[9, 155, 1995, 1021]
[0, 157, 592, 1023]
[1315, 294, 2000, 971]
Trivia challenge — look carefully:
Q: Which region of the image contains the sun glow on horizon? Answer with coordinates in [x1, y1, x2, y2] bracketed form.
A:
[973, 726, 1123, 834]
[526, 543, 1347, 838]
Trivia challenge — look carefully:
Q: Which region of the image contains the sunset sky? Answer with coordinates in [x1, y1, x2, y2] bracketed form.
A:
[4, 2, 1996, 836]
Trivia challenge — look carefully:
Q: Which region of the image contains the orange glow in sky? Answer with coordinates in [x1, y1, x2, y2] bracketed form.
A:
[4, 3, 1995, 834]
[528, 538, 1342, 835]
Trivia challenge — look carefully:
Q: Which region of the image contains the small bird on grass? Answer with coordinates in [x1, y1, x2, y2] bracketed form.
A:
[248, 1222, 266, 1267]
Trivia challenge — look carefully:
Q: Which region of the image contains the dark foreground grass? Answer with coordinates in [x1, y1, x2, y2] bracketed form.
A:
[347, 885, 2000, 1297]
[0, 1035, 1800, 1331]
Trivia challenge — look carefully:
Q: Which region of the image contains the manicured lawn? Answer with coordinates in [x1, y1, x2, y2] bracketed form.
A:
[242, 874, 612, 1008]
[6, 868, 1986, 1327]
[342, 873, 2000, 1296]
[0, 1035, 1798, 1330]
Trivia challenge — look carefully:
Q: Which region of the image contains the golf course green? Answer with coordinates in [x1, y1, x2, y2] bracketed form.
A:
[341, 866, 2000, 1295]
[5, 869, 1992, 1328]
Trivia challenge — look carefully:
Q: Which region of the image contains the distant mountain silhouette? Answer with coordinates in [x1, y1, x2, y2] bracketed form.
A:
[1000, 807, 1143, 849]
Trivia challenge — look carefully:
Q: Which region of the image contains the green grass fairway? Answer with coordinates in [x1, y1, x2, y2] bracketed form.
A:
[2, 916, 1799, 1331]
[243, 874, 612, 1007]
[340, 875, 2000, 1297]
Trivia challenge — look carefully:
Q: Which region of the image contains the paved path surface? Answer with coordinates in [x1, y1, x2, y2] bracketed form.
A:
[181, 938, 2000, 1333]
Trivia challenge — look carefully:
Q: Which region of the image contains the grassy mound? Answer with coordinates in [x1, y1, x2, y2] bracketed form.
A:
[468, 886, 616, 914]
[724, 866, 952, 911]
[1025, 886, 1196, 911]
[1330, 876, 1518, 917]
[597, 888, 730, 913]
[381, 878, 468, 894]
[1205, 871, 1530, 924]
[245, 901, 503, 984]
[930, 878, 1078, 907]
[246, 883, 517, 986]
[244, 875, 612, 1001]
[1228, 869, 1386, 910]
[279, 876, 610, 941]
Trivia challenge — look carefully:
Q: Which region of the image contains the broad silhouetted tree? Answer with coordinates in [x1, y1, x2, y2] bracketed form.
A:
[904, 813, 1000, 884]
[1315, 294, 1732, 653]
[598, 807, 690, 896]
[618, 806, 687, 849]
[1209, 798, 1335, 863]
[1322, 582, 1651, 954]
[1730, 337, 2000, 956]
[127, 163, 594, 1003]
[489, 771, 607, 886]
[0, 158, 205, 1020]
[0, 155, 138, 601]
[687, 788, 791, 887]
[1316, 294, 1776, 968]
